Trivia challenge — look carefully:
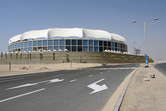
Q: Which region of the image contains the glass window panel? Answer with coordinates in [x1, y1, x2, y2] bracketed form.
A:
[94, 47, 98, 52]
[38, 40, 42, 46]
[72, 40, 76, 45]
[83, 46, 88, 52]
[112, 42, 115, 48]
[14, 43, 17, 49]
[48, 40, 53, 46]
[115, 42, 117, 47]
[99, 41, 103, 46]
[89, 46, 93, 52]
[24, 42, 27, 48]
[12, 44, 14, 49]
[104, 41, 107, 47]
[89, 40, 93, 46]
[78, 46, 82, 51]
[83, 40, 88, 45]
[43, 40, 47, 46]
[60, 40, 65, 45]
[28, 47, 33, 51]
[18, 42, 21, 48]
[115, 47, 117, 51]
[104, 47, 107, 50]
[118, 43, 120, 48]
[78, 40, 82, 45]
[21, 42, 24, 48]
[120, 44, 123, 48]
[24, 48, 27, 51]
[66, 46, 71, 51]
[122, 44, 125, 48]
[48, 46, 53, 51]
[112, 47, 115, 51]
[94, 40, 98, 46]
[108, 42, 111, 47]
[99, 47, 103, 52]
[33, 41, 37, 46]
[54, 46, 59, 50]
[21, 48, 24, 52]
[11, 44, 14, 49]
[60, 46, 65, 50]
[54, 40, 59, 45]
[72, 46, 76, 51]
[66, 40, 70, 45]
[28, 41, 32, 47]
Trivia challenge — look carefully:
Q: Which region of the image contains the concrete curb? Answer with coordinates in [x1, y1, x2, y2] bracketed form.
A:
[102, 68, 138, 111]
[113, 68, 137, 111]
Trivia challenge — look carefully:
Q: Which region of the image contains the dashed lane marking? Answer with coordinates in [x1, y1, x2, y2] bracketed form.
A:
[0, 88, 45, 103]
[89, 75, 93, 77]
[69, 79, 77, 83]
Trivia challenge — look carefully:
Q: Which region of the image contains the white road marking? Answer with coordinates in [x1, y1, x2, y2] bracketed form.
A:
[0, 88, 45, 103]
[48, 79, 64, 83]
[87, 78, 108, 94]
[6, 78, 64, 90]
[69, 79, 77, 82]
[89, 75, 93, 77]
[6, 83, 38, 90]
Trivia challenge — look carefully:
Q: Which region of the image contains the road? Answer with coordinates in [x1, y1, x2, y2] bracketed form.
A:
[155, 63, 166, 75]
[0, 64, 138, 111]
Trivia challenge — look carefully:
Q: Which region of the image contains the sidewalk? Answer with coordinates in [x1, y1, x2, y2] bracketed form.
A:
[0, 63, 102, 77]
[119, 64, 166, 111]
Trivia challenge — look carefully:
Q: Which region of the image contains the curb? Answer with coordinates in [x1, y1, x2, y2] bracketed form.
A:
[113, 68, 137, 111]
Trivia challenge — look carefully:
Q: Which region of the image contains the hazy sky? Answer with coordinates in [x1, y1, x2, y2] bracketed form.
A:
[0, 0, 165, 60]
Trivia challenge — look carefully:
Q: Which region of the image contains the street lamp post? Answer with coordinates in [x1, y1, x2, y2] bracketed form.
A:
[132, 18, 159, 68]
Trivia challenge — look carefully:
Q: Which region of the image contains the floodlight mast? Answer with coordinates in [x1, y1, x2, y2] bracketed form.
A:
[132, 18, 159, 68]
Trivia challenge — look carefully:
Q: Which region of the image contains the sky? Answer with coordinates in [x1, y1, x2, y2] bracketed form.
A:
[0, 0, 165, 60]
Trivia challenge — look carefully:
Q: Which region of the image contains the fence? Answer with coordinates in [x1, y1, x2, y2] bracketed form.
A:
[0, 52, 145, 64]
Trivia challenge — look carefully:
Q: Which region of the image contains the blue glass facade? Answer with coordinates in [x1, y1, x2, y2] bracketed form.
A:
[8, 39, 127, 53]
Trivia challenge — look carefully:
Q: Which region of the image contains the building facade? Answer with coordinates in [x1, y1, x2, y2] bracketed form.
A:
[8, 28, 127, 53]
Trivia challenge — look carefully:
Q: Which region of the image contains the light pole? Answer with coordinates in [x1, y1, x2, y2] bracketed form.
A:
[132, 18, 159, 68]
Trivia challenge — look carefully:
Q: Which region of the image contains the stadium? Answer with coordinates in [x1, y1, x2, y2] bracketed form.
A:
[8, 28, 127, 53]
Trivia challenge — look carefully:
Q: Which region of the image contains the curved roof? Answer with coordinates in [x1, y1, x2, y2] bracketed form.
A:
[83, 29, 111, 40]
[9, 28, 126, 44]
[9, 34, 21, 44]
[21, 29, 50, 40]
[48, 28, 82, 38]
[110, 33, 126, 43]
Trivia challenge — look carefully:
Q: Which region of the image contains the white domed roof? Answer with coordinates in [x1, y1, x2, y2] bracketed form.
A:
[48, 28, 83, 38]
[9, 34, 21, 44]
[83, 29, 111, 40]
[21, 29, 50, 40]
[110, 33, 126, 43]
[9, 28, 126, 44]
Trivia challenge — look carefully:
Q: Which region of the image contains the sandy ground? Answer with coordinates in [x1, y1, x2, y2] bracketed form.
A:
[0, 63, 102, 77]
[120, 63, 166, 111]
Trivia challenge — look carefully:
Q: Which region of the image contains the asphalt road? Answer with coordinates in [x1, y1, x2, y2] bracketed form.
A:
[155, 63, 166, 75]
[0, 64, 138, 111]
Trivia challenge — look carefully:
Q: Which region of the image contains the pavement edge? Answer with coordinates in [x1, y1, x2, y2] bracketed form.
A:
[102, 68, 138, 111]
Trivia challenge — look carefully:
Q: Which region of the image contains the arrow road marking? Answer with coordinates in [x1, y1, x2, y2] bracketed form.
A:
[87, 78, 108, 94]
[6, 78, 64, 90]
[48, 79, 64, 83]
